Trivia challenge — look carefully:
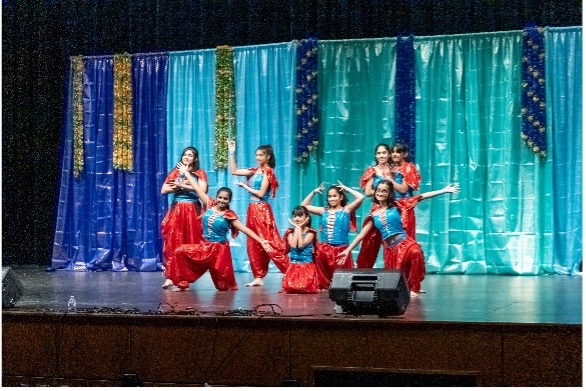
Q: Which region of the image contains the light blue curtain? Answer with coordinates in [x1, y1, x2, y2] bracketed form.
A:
[166, 49, 221, 190]
[231, 42, 297, 272]
[414, 31, 553, 275]
[546, 27, 582, 274]
[293, 38, 397, 267]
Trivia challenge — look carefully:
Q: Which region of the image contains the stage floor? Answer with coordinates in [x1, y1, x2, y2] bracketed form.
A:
[4, 266, 582, 325]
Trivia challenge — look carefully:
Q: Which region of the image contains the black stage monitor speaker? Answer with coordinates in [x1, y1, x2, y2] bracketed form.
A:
[2, 267, 24, 308]
[329, 268, 409, 317]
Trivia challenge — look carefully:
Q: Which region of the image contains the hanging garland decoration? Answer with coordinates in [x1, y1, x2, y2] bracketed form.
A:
[214, 45, 236, 169]
[113, 53, 134, 171]
[521, 23, 547, 158]
[295, 37, 319, 163]
[395, 34, 416, 161]
[72, 56, 84, 178]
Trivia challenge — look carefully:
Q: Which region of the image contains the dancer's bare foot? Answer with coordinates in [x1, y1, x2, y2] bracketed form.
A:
[162, 279, 173, 289]
[172, 286, 189, 292]
[410, 291, 419, 298]
[245, 277, 264, 287]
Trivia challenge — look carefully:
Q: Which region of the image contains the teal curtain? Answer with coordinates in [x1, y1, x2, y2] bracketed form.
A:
[414, 31, 553, 275]
[294, 38, 397, 267]
[231, 42, 297, 272]
[546, 27, 582, 274]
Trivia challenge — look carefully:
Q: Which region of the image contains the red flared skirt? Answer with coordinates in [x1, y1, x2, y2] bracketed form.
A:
[382, 236, 425, 292]
[246, 202, 288, 277]
[172, 241, 237, 291]
[161, 201, 203, 278]
[315, 243, 353, 289]
[281, 262, 319, 294]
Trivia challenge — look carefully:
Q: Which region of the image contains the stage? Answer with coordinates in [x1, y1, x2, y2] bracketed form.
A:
[2, 266, 582, 386]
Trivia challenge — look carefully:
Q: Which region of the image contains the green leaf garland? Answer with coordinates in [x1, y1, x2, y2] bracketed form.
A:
[72, 56, 84, 178]
[214, 46, 236, 169]
[113, 53, 133, 172]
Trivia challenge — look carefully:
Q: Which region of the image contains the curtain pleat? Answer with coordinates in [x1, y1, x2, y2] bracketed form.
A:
[414, 31, 553, 275]
[232, 42, 297, 272]
[547, 27, 582, 274]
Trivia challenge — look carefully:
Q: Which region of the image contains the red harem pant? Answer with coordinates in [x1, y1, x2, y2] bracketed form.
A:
[172, 241, 237, 291]
[161, 201, 203, 279]
[246, 202, 288, 278]
[281, 262, 319, 294]
[401, 208, 416, 239]
[382, 236, 425, 293]
[315, 243, 353, 289]
[355, 222, 382, 268]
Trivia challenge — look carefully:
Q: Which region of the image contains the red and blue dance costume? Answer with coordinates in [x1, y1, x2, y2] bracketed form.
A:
[172, 198, 240, 291]
[356, 163, 420, 268]
[367, 197, 425, 292]
[161, 168, 207, 279]
[244, 167, 288, 278]
[315, 209, 356, 289]
[281, 228, 319, 294]
[393, 162, 421, 238]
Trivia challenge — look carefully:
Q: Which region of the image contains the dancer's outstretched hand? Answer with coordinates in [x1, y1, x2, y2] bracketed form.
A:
[444, 183, 460, 194]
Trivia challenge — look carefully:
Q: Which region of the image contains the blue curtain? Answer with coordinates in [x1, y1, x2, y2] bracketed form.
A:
[547, 27, 582, 274]
[126, 53, 169, 271]
[414, 31, 554, 275]
[232, 42, 297, 272]
[52, 54, 168, 271]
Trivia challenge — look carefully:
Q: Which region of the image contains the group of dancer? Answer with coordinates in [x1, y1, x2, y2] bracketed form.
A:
[160, 141, 459, 297]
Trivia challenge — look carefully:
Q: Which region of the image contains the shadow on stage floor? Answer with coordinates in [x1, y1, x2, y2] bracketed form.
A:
[2, 266, 582, 387]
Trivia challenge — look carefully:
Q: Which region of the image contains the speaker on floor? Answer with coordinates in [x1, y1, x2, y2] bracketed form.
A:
[2, 267, 24, 308]
[329, 268, 409, 317]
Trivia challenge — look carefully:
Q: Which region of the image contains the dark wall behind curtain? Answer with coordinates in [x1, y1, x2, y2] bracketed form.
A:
[2, 0, 581, 266]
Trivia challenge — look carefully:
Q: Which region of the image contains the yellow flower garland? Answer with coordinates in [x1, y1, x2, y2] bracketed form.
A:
[72, 56, 84, 178]
[113, 54, 133, 172]
[214, 46, 236, 169]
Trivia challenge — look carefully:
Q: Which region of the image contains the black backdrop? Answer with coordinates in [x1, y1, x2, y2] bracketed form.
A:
[2, 0, 581, 267]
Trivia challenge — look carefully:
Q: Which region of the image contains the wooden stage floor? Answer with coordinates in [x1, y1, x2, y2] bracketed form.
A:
[5, 266, 582, 325]
[2, 266, 582, 387]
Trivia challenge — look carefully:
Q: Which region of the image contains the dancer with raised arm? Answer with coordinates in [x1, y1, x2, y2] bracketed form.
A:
[160, 147, 208, 289]
[356, 143, 421, 268]
[339, 180, 459, 296]
[228, 140, 288, 286]
[301, 181, 364, 289]
[170, 163, 272, 291]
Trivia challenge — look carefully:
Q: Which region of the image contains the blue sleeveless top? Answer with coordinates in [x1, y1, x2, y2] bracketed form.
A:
[289, 232, 314, 264]
[321, 209, 350, 245]
[249, 172, 270, 201]
[173, 173, 202, 204]
[372, 208, 404, 240]
[392, 172, 415, 199]
[202, 209, 232, 242]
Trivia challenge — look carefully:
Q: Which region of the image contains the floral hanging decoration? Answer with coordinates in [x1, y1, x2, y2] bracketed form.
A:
[113, 53, 134, 171]
[72, 56, 84, 178]
[521, 23, 547, 158]
[295, 37, 319, 163]
[214, 45, 236, 169]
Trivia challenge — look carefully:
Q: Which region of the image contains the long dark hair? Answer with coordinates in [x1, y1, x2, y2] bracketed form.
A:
[292, 205, 311, 227]
[374, 180, 397, 208]
[180, 146, 200, 171]
[257, 144, 276, 168]
[372, 143, 391, 166]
